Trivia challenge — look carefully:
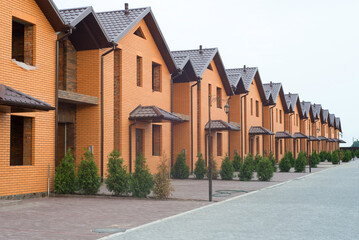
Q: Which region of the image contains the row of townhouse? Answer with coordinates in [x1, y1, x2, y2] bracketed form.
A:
[0, 0, 344, 198]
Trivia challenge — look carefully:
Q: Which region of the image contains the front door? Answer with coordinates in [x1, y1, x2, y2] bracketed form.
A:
[57, 122, 75, 166]
[136, 128, 144, 157]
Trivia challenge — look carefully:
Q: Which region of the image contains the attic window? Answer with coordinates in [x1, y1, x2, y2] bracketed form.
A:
[134, 27, 146, 39]
[12, 18, 34, 65]
[207, 63, 213, 71]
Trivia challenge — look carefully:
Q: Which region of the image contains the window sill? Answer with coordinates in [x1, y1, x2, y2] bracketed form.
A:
[12, 59, 37, 71]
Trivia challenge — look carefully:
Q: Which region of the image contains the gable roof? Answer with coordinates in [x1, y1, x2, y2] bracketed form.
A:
[311, 104, 322, 120]
[262, 82, 288, 112]
[329, 113, 335, 127]
[172, 55, 197, 83]
[59, 7, 112, 50]
[301, 101, 314, 120]
[97, 7, 177, 74]
[335, 117, 342, 132]
[225, 70, 246, 95]
[172, 48, 232, 95]
[322, 109, 329, 123]
[285, 93, 300, 114]
[35, 0, 65, 32]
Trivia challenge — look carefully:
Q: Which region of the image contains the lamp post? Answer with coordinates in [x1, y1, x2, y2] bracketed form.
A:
[208, 95, 229, 202]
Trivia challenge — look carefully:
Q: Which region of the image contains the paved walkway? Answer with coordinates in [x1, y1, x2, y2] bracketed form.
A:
[103, 160, 359, 240]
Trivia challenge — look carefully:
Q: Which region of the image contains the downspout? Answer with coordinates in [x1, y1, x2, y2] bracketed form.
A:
[227, 95, 232, 157]
[129, 120, 137, 173]
[101, 43, 116, 181]
[55, 27, 73, 168]
[190, 77, 201, 173]
[240, 92, 249, 161]
[269, 104, 276, 154]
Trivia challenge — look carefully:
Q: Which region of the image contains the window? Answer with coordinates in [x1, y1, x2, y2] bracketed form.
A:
[276, 109, 278, 122]
[152, 125, 161, 156]
[280, 140, 283, 154]
[12, 18, 34, 65]
[136, 129, 144, 157]
[134, 27, 146, 39]
[256, 137, 259, 154]
[10, 116, 33, 166]
[217, 133, 222, 156]
[152, 62, 161, 91]
[207, 63, 213, 71]
[256, 100, 259, 117]
[250, 98, 253, 115]
[296, 114, 298, 126]
[208, 84, 212, 99]
[216, 87, 222, 108]
[280, 110, 282, 124]
[136, 56, 142, 87]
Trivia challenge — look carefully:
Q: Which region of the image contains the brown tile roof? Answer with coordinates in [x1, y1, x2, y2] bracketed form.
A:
[129, 105, 183, 122]
[318, 136, 329, 141]
[0, 84, 54, 111]
[293, 132, 308, 139]
[205, 120, 240, 131]
[338, 139, 346, 143]
[248, 126, 274, 135]
[308, 136, 320, 141]
[275, 131, 295, 139]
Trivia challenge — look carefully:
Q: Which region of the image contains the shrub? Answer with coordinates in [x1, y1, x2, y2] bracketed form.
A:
[131, 153, 154, 198]
[153, 156, 174, 199]
[253, 154, 263, 171]
[105, 150, 131, 196]
[268, 152, 277, 172]
[342, 150, 352, 162]
[286, 151, 295, 168]
[257, 157, 274, 181]
[319, 151, 327, 162]
[332, 151, 339, 164]
[279, 155, 291, 172]
[239, 153, 254, 181]
[55, 149, 76, 194]
[310, 151, 320, 168]
[232, 152, 242, 172]
[171, 152, 190, 179]
[78, 149, 101, 195]
[220, 155, 235, 180]
[295, 152, 307, 172]
[326, 152, 332, 162]
[194, 153, 207, 180]
[355, 150, 359, 158]
[206, 156, 218, 180]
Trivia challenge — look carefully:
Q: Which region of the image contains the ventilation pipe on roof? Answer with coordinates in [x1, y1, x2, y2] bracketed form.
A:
[289, 92, 291, 97]
[199, 45, 203, 54]
[125, 3, 129, 15]
[270, 81, 273, 88]
[243, 65, 246, 72]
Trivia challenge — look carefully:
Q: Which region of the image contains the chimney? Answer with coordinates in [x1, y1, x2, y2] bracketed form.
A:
[125, 3, 129, 15]
[243, 65, 246, 72]
[199, 45, 203, 54]
[289, 92, 291, 97]
[270, 81, 273, 88]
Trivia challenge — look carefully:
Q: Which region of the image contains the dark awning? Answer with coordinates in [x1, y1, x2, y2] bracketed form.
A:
[275, 131, 295, 139]
[205, 120, 240, 131]
[308, 136, 320, 141]
[129, 105, 183, 122]
[329, 138, 339, 142]
[318, 136, 328, 141]
[249, 126, 274, 135]
[0, 84, 55, 112]
[293, 132, 308, 139]
[338, 139, 346, 143]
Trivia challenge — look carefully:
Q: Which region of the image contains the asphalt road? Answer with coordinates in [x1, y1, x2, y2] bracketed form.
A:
[102, 160, 359, 240]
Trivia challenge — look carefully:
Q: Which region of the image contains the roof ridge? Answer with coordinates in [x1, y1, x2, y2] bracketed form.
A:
[226, 67, 258, 70]
[171, 47, 217, 53]
[97, 7, 150, 14]
[59, 6, 91, 11]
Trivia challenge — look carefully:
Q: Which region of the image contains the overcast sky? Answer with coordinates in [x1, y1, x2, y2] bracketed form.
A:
[55, 0, 359, 146]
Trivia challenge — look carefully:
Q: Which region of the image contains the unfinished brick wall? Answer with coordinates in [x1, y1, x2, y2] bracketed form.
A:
[59, 40, 77, 92]
[24, 25, 33, 65]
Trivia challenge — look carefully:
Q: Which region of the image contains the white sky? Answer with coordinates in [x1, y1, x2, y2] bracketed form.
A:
[54, 0, 359, 146]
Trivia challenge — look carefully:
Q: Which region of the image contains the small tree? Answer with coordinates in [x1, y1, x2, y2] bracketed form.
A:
[206, 156, 219, 180]
[131, 153, 154, 198]
[220, 155, 235, 180]
[279, 155, 291, 172]
[239, 153, 254, 181]
[153, 156, 174, 199]
[232, 152, 242, 172]
[254, 154, 263, 171]
[78, 149, 101, 195]
[342, 150, 352, 162]
[194, 153, 207, 180]
[286, 151, 295, 168]
[171, 152, 190, 179]
[55, 149, 76, 194]
[257, 157, 274, 181]
[268, 152, 277, 172]
[105, 150, 131, 196]
[295, 152, 307, 172]
[326, 152, 332, 162]
[319, 151, 327, 162]
[332, 151, 339, 164]
[355, 149, 359, 158]
[310, 151, 320, 168]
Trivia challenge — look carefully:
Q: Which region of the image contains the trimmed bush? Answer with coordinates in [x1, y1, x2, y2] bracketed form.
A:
[131, 153, 154, 198]
[239, 153, 254, 181]
[257, 157, 274, 181]
[171, 152, 190, 179]
[332, 151, 339, 164]
[105, 150, 131, 196]
[319, 151, 327, 162]
[194, 153, 207, 180]
[342, 150, 352, 162]
[206, 156, 219, 180]
[78, 149, 101, 195]
[220, 155, 235, 180]
[355, 150, 359, 158]
[268, 152, 277, 172]
[295, 152, 307, 172]
[310, 151, 320, 168]
[232, 152, 242, 172]
[55, 149, 76, 194]
[326, 152, 332, 162]
[153, 156, 174, 199]
[286, 151, 295, 168]
[279, 155, 291, 172]
[254, 154, 263, 171]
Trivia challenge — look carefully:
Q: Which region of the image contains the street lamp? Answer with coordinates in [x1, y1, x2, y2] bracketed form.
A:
[208, 95, 229, 202]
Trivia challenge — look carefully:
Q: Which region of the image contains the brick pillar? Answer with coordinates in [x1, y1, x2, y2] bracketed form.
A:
[24, 25, 33, 65]
[114, 49, 121, 150]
